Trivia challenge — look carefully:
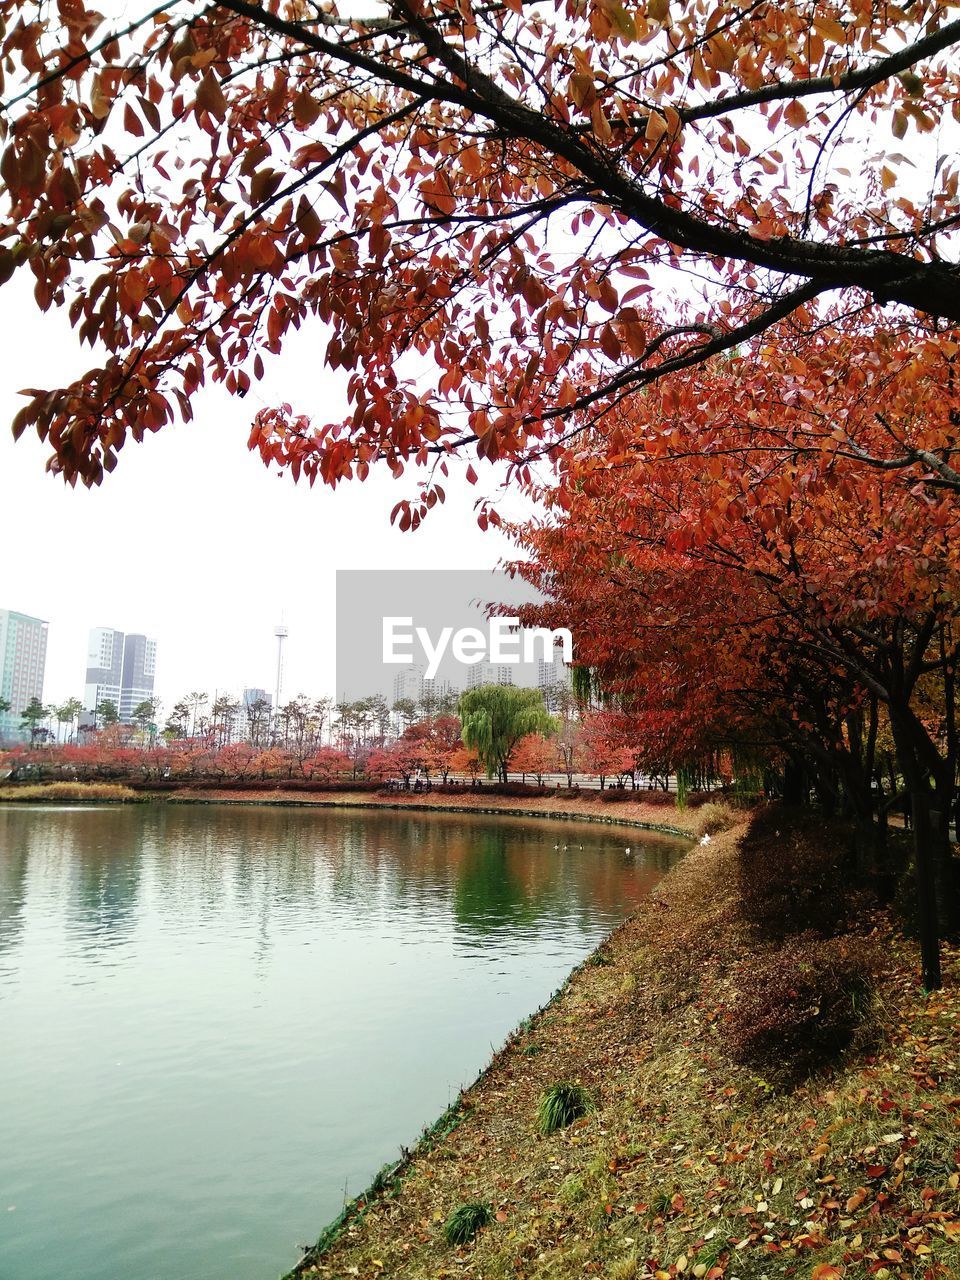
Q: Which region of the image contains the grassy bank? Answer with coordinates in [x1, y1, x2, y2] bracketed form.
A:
[162, 787, 716, 839]
[0, 781, 143, 802]
[292, 809, 960, 1280]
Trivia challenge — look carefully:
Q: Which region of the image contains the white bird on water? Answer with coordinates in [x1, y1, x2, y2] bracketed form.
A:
[624, 846, 633, 859]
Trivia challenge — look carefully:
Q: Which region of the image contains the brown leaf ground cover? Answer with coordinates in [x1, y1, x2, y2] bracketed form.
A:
[290, 812, 960, 1280]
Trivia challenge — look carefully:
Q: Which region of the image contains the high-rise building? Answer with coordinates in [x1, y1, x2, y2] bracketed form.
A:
[84, 627, 157, 724]
[392, 664, 424, 704]
[465, 661, 492, 689]
[84, 627, 125, 721]
[538, 653, 570, 709]
[466, 661, 513, 689]
[243, 687, 271, 709]
[419, 676, 458, 710]
[235, 687, 272, 742]
[119, 634, 158, 721]
[0, 610, 48, 742]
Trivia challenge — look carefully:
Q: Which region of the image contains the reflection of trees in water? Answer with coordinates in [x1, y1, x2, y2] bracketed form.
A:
[452, 828, 539, 935]
[0, 807, 145, 951]
[144, 805, 324, 916]
[0, 805, 686, 961]
[0, 810, 31, 958]
[64, 809, 143, 948]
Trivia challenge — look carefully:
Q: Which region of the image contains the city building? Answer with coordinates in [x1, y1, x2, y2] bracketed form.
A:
[538, 653, 571, 709]
[84, 626, 157, 725]
[234, 687, 272, 742]
[419, 676, 458, 709]
[465, 661, 513, 689]
[83, 626, 124, 723]
[119, 634, 158, 721]
[392, 664, 424, 704]
[537, 654, 570, 689]
[0, 610, 48, 742]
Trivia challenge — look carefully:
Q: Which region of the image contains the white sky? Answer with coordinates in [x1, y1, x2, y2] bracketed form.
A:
[0, 276, 524, 712]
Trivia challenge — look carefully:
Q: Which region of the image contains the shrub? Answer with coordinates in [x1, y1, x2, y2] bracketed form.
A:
[537, 1082, 595, 1135]
[443, 1201, 491, 1246]
[492, 781, 549, 797]
[693, 801, 738, 837]
[684, 790, 715, 809]
[736, 805, 863, 941]
[598, 787, 636, 803]
[635, 790, 677, 807]
[725, 932, 876, 1083]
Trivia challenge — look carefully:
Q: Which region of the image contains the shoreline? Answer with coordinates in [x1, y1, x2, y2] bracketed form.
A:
[0, 784, 704, 840]
[290, 814, 960, 1280]
[161, 788, 700, 839]
[284, 831, 714, 1280]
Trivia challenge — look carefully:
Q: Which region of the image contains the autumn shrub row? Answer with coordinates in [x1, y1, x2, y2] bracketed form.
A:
[147, 778, 381, 794]
[443, 781, 556, 798]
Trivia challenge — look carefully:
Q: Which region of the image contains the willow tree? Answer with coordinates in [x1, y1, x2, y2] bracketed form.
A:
[459, 686, 555, 783]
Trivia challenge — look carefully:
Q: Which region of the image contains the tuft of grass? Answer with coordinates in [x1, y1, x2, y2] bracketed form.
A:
[443, 1201, 491, 1246]
[0, 782, 141, 802]
[537, 1081, 595, 1135]
[692, 800, 738, 836]
[558, 1173, 587, 1205]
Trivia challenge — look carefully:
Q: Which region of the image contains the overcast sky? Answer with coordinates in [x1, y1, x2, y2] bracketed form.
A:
[0, 276, 526, 712]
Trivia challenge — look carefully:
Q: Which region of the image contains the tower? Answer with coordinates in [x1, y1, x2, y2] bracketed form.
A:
[273, 623, 288, 716]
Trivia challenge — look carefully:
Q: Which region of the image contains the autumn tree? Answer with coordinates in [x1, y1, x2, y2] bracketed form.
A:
[579, 710, 634, 788]
[511, 335, 960, 987]
[511, 732, 556, 785]
[448, 743, 483, 783]
[2, 0, 959, 505]
[302, 745, 352, 781]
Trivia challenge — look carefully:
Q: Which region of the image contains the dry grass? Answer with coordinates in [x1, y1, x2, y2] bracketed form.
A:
[0, 781, 141, 802]
[690, 800, 739, 837]
[291, 818, 960, 1280]
[167, 787, 704, 836]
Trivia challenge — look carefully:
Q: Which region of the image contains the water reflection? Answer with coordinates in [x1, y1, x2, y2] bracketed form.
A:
[0, 801, 684, 1280]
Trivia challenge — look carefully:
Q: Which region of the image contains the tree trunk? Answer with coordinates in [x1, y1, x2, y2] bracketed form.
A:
[911, 784, 943, 989]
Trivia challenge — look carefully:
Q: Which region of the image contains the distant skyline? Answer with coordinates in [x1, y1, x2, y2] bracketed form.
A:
[0, 277, 529, 712]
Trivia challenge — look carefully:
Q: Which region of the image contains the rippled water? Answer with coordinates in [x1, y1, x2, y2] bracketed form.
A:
[0, 802, 684, 1280]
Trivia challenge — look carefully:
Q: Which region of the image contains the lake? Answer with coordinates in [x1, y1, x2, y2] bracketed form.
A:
[0, 802, 684, 1280]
